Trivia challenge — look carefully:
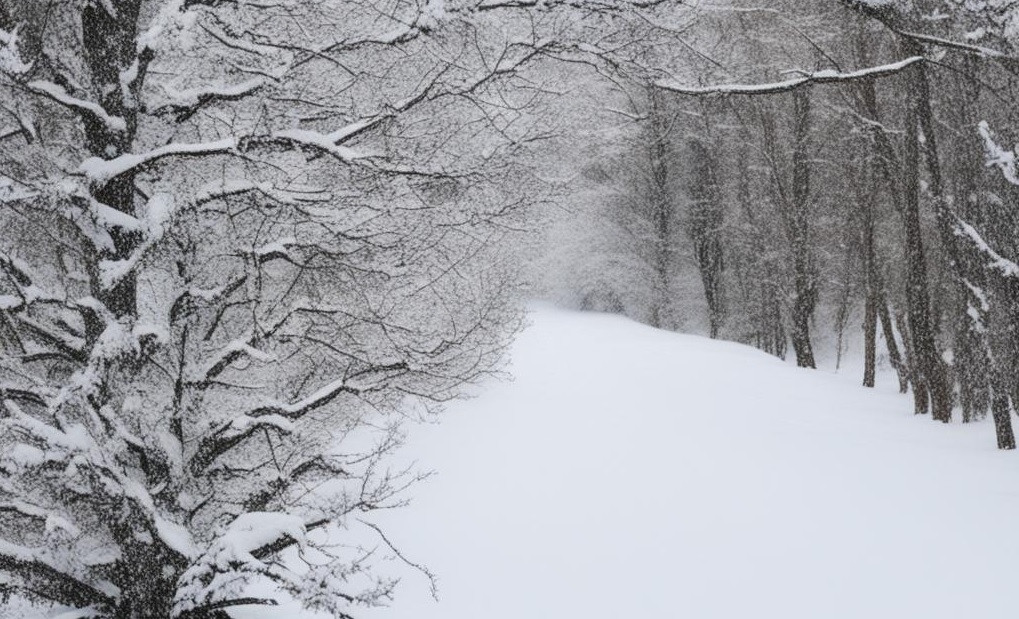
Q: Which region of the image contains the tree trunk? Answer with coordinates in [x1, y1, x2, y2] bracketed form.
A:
[788, 88, 816, 369]
[863, 200, 878, 388]
[687, 138, 726, 338]
[876, 290, 909, 393]
[901, 78, 952, 420]
[81, 2, 145, 318]
[989, 370, 1017, 449]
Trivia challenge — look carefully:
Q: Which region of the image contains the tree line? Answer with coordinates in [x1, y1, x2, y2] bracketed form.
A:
[538, 0, 1019, 451]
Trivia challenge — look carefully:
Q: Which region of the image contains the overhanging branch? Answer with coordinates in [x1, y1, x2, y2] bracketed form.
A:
[658, 56, 925, 96]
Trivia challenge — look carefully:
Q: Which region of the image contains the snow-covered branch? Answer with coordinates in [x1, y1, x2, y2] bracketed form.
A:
[464, 0, 667, 13]
[955, 218, 1019, 279]
[27, 81, 127, 133]
[978, 120, 1019, 186]
[248, 362, 409, 420]
[657, 56, 926, 96]
[0, 542, 116, 610]
[80, 138, 237, 184]
[173, 513, 329, 616]
[189, 362, 409, 475]
[200, 337, 275, 382]
[271, 129, 366, 163]
[154, 78, 265, 121]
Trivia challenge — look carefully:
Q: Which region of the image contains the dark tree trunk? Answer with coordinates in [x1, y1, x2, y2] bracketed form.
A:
[788, 88, 816, 369]
[909, 54, 958, 424]
[81, 2, 145, 318]
[901, 78, 952, 420]
[989, 366, 1017, 450]
[852, 76, 911, 392]
[79, 4, 194, 615]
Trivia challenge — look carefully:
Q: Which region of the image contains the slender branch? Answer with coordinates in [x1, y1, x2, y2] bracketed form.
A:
[249, 518, 329, 560]
[658, 56, 925, 96]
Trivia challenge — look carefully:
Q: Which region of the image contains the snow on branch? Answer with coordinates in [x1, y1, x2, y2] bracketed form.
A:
[0, 174, 37, 204]
[325, 118, 379, 144]
[955, 217, 1019, 279]
[838, 0, 1015, 61]
[0, 501, 79, 536]
[0, 540, 115, 610]
[465, 0, 666, 12]
[188, 362, 409, 474]
[200, 337, 276, 381]
[271, 129, 367, 163]
[978, 121, 1019, 186]
[657, 56, 925, 96]
[98, 193, 177, 290]
[193, 179, 259, 206]
[0, 26, 31, 75]
[27, 81, 127, 133]
[249, 378, 361, 420]
[172, 512, 320, 616]
[899, 30, 1007, 59]
[80, 138, 237, 185]
[188, 414, 296, 475]
[248, 362, 409, 420]
[154, 78, 265, 120]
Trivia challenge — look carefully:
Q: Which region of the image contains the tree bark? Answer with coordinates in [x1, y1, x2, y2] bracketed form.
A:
[862, 193, 878, 388]
[81, 2, 146, 318]
[904, 48, 955, 423]
[788, 88, 817, 369]
[900, 66, 953, 420]
[876, 289, 909, 393]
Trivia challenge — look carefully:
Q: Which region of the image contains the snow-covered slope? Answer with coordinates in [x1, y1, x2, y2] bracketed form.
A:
[363, 305, 1019, 619]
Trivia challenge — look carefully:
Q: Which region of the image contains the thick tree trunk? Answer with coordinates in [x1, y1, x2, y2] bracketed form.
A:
[81, 2, 145, 318]
[79, 4, 195, 614]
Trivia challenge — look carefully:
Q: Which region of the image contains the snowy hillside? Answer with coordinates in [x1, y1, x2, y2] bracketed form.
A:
[361, 305, 1019, 619]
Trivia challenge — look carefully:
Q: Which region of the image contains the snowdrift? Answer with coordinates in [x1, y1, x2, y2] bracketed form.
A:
[362, 305, 1019, 619]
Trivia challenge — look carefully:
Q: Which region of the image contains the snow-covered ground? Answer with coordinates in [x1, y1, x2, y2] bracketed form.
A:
[360, 304, 1019, 619]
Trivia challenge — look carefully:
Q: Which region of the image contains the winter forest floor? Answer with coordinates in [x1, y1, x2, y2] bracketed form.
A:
[348, 304, 1019, 619]
[3, 303, 1009, 619]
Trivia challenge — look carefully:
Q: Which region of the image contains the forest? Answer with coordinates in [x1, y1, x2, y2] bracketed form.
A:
[2, 0, 1019, 617]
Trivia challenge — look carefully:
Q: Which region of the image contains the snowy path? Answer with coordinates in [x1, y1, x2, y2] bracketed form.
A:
[363, 306, 1019, 619]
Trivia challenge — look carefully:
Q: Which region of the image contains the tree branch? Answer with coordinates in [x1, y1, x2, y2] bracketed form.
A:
[0, 546, 115, 610]
[26, 80, 126, 133]
[657, 56, 925, 96]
